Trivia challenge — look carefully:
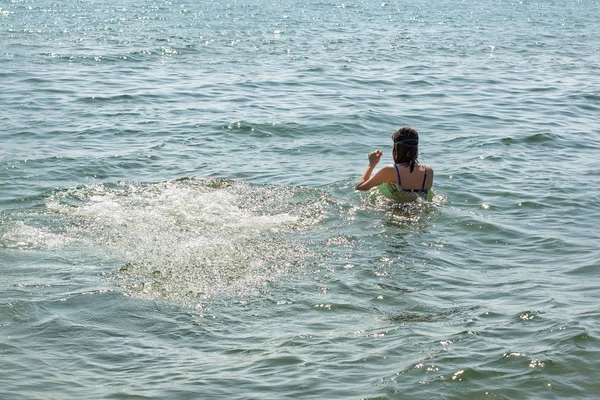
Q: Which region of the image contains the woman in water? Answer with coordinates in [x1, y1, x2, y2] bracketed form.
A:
[355, 126, 433, 195]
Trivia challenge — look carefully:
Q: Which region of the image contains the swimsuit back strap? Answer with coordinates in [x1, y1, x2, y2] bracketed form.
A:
[394, 164, 402, 187]
[421, 165, 428, 190]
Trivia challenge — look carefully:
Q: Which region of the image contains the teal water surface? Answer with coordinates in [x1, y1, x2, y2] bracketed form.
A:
[1, 0, 599, 398]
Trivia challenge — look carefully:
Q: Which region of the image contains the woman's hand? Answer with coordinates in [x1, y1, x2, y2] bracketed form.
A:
[368, 150, 383, 166]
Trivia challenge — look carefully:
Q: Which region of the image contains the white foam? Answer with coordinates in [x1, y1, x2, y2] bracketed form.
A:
[0, 220, 74, 249]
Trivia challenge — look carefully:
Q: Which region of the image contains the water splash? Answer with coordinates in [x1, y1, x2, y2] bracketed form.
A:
[364, 184, 444, 228]
[40, 178, 326, 307]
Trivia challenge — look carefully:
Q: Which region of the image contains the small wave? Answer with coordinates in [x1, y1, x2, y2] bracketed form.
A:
[75, 93, 161, 104]
[501, 130, 562, 146]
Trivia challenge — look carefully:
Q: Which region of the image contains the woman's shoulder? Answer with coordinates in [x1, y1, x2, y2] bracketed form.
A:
[382, 164, 399, 179]
[423, 164, 434, 189]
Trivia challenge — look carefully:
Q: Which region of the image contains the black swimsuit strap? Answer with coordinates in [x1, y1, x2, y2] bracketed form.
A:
[394, 163, 402, 187]
[421, 165, 428, 190]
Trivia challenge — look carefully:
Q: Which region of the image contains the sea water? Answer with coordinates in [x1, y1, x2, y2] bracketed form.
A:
[1, 0, 599, 398]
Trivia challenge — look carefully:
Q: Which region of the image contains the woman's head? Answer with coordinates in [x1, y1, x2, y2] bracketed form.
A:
[392, 126, 419, 172]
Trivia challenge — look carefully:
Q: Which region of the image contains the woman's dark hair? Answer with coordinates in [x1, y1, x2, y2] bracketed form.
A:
[392, 126, 419, 172]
